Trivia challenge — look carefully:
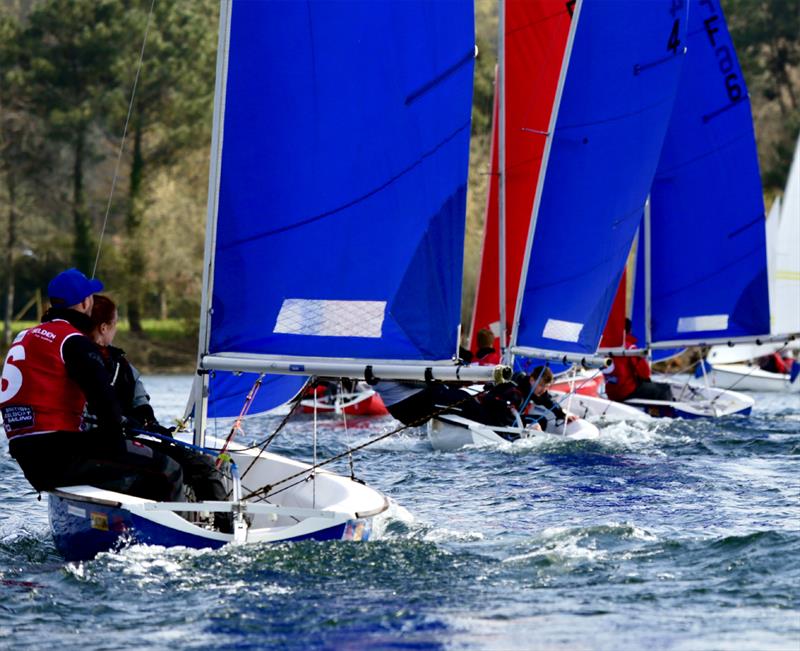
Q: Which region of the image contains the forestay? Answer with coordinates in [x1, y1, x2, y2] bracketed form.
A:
[511, 0, 688, 358]
[646, 0, 770, 348]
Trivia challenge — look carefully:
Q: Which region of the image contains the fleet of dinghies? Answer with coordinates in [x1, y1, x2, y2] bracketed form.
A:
[28, 0, 798, 559]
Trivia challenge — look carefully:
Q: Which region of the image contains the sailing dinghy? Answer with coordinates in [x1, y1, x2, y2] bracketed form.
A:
[300, 381, 388, 416]
[49, 0, 501, 560]
[619, 0, 771, 417]
[429, 0, 690, 449]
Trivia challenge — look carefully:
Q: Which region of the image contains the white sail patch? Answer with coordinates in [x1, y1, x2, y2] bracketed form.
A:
[542, 319, 583, 343]
[677, 314, 729, 332]
[274, 299, 386, 338]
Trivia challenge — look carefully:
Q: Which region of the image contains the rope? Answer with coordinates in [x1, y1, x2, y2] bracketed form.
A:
[92, 0, 156, 279]
[234, 383, 308, 481]
[215, 373, 264, 468]
[339, 380, 357, 481]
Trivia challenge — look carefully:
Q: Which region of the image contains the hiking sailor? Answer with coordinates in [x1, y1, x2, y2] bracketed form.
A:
[0, 268, 183, 502]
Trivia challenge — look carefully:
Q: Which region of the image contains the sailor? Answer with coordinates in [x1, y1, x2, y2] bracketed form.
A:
[603, 319, 672, 402]
[88, 293, 232, 532]
[372, 379, 486, 426]
[505, 367, 576, 431]
[0, 268, 182, 501]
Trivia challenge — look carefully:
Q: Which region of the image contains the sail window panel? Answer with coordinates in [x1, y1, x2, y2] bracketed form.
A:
[677, 314, 729, 333]
[542, 319, 584, 343]
[274, 300, 386, 339]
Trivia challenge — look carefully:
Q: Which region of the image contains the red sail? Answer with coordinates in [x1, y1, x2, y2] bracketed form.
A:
[469, 1, 572, 357]
[599, 269, 627, 349]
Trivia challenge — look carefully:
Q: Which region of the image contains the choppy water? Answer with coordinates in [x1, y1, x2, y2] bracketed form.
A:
[1, 375, 798, 650]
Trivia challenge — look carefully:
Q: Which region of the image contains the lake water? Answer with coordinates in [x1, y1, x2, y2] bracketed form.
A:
[1, 375, 798, 650]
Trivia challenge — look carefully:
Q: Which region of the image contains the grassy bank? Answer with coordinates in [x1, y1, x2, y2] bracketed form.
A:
[2, 319, 198, 374]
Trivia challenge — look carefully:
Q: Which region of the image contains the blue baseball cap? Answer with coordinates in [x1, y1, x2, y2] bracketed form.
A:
[48, 268, 104, 307]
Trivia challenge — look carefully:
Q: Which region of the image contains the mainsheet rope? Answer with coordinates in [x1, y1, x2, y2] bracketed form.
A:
[242, 388, 493, 502]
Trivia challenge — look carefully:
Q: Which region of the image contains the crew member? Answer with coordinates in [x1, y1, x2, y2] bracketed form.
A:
[0, 268, 182, 501]
[603, 319, 672, 402]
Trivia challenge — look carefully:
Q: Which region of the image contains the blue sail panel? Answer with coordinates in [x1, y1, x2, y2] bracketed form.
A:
[513, 0, 689, 356]
[207, 372, 307, 420]
[208, 1, 474, 363]
[649, 0, 769, 344]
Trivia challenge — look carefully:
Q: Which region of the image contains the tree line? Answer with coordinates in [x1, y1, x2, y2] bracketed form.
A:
[1, 0, 798, 349]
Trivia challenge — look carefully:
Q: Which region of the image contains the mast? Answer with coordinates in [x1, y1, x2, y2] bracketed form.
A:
[497, 0, 508, 364]
[643, 195, 652, 350]
[193, 0, 232, 447]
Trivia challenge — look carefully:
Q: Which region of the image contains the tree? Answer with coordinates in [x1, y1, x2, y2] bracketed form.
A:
[103, 0, 217, 331]
[20, 0, 130, 275]
[723, 0, 800, 190]
[0, 4, 51, 344]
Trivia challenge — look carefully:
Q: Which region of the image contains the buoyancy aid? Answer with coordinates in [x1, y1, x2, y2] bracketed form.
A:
[0, 320, 87, 437]
[603, 340, 651, 401]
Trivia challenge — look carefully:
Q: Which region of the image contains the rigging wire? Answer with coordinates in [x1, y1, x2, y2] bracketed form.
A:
[91, 0, 156, 279]
[339, 380, 357, 481]
[242, 389, 492, 502]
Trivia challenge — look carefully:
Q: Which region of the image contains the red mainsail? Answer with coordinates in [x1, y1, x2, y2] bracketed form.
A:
[469, 1, 573, 357]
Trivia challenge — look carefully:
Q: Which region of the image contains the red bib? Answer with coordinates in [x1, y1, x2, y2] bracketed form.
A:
[0, 320, 87, 437]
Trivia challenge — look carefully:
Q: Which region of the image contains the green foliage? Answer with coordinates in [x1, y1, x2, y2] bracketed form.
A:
[722, 0, 800, 190]
[472, 36, 496, 136]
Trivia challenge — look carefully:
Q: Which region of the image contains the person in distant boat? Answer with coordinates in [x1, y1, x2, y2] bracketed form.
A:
[603, 319, 672, 402]
[458, 345, 474, 365]
[372, 380, 487, 426]
[0, 269, 182, 502]
[758, 351, 790, 375]
[89, 294, 232, 533]
[474, 328, 501, 365]
[488, 367, 576, 431]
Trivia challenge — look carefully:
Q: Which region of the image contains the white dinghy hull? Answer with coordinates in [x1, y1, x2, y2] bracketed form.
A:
[549, 390, 651, 422]
[623, 378, 755, 419]
[48, 443, 388, 562]
[427, 413, 599, 452]
[706, 363, 800, 393]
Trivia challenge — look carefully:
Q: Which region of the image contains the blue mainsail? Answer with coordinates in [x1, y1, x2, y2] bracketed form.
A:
[209, 0, 474, 363]
[647, 0, 769, 346]
[203, 1, 475, 416]
[512, 0, 688, 357]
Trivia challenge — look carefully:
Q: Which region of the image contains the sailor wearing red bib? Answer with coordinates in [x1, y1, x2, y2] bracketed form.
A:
[0, 269, 182, 501]
[603, 320, 672, 403]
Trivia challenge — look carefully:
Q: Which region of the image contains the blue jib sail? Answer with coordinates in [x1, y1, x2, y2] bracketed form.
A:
[209, 0, 474, 363]
[648, 0, 769, 345]
[512, 0, 688, 356]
